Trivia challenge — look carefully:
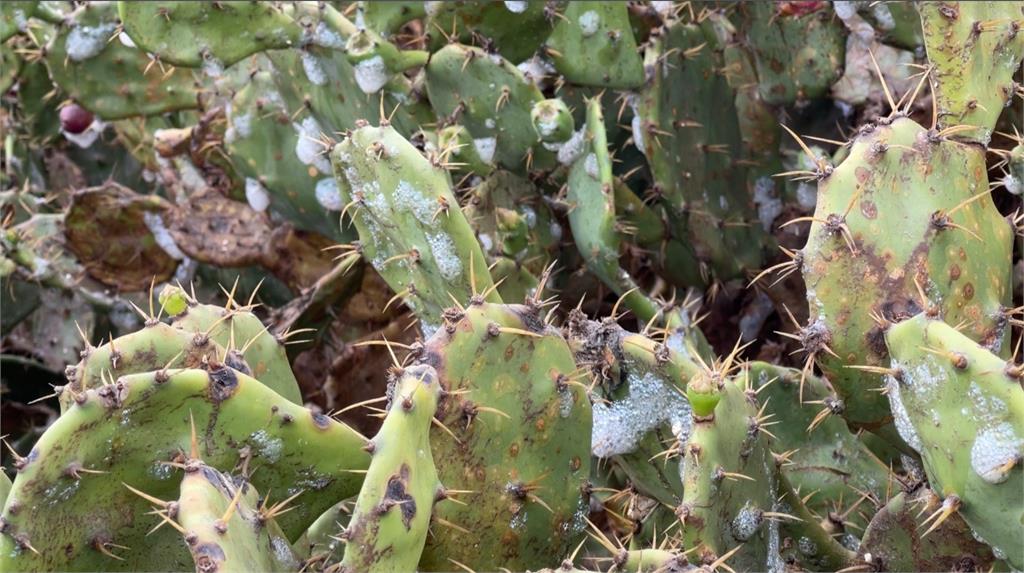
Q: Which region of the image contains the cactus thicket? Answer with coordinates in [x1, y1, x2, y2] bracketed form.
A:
[1, 2, 1021, 572]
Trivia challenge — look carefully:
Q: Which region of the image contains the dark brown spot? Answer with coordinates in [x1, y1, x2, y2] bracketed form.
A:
[949, 264, 961, 281]
[207, 367, 238, 401]
[509, 443, 519, 457]
[224, 350, 251, 375]
[860, 200, 877, 219]
[192, 542, 226, 572]
[962, 282, 974, 300]
[385, 465, 416, 529]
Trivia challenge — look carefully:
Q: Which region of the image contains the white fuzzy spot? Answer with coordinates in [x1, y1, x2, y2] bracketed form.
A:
[971, 422, 1023, 483]
[143, 212, 186, 260]
[117, 31, 136, 48]
[421, 321, 440, 339]
[886, 373, 923, 452]
[584, 153, 599, 179]
[315, 178, 343, 211]
[354, 56, 389, 94]
[1002, 173, 1021, 195]
[301, 51, 328, 86]
[424, 1, 443, 17]
[312, 21, 345, 49]
[226, 109, 252, 144]
[631, 113, 645, 154]
[537, 116, 560, 138]
[591, 371, 693, 457]
[870, 2, 896, 30]
[549, 221, 563, 241]
[651, 1, 675, 17]
[392, 181, 435, 224]
[426, 233, 463, 280]
[66, 23, 117, 61]
[201, 55, 224, 78]
[521, 206, 537, 228]
[578, 10, 600, 37]
[293, 117, 331, 174]
[473, 137, 497, 164]
[249, 430, 284, 464]
[517, 56, 556, 86]
[504, 1, 528, 13]
[796, 182, 818, 209]
[245, 178, 271, 212]
[731, 504, 763, 541]
[753, 176, 782, 231]
[557, 129, 586, 165]
[478, 233, 494, 252]
[63, 119, 103, 148]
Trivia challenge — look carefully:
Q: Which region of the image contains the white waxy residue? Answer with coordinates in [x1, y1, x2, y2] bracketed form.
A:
[426, 232, 463, 280]
[591, 371, 693, 457]
[504, 1, 528, 13]
[578, 10, 600, 37]
[143, 212, 186, 260]
[557, 129, 586, 165]
[118, 31, 136, 48]
[316, 178, 343, 211]
[971, 422, 1024, 484]
[66, 23, 117, 61]
[301, 51, 328, 86]
[245, 178, 271, 212]
[473, 137, 497, 164]
[293, 117, 332, 174]
[354, 56, 389, 94]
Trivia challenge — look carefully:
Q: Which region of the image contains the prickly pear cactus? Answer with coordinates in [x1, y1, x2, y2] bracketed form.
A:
[3, 2, 1023, 572]
[0, 367, 368, 571]
[331, 122, 498, 329]
[800, 115, 1012, 438]
[884, 314, 1024, 568]
[338, 365, 443, 573]
[415, 302, 592, 571]
[919, 1, 1024, 142]
[174, 462, 301, 572]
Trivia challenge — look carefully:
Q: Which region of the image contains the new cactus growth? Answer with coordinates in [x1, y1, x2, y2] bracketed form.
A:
[3, 2, 1023, 572]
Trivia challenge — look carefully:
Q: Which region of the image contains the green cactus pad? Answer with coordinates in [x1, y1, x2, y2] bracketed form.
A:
[745, 362, 890, 531]
[884, 314, 1024, 568]
[920, 1, 1024, 143]
[0, 367, 368, 572]
[415, 302, 592, 571]
[677, 377, 776, 570]
[737, 2, 847, 105]
[45, 2, 198, 120]
[339, 365, 442, 573]
[567, 99, 662, 324]
[176, 464, 300, 572]
[224, 68, 344, 241]
[424, 1, 550, 64]
[859, 489, 1002, 572]
[331, 122, 499, 328]
[636, 19, 765, 281]
[164, 288, 303, 404]
[545, 3, 644, 89]
[426, 43, 550, 173]
[118, 1, 302, 69]
[800, 115, 1012, 436]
